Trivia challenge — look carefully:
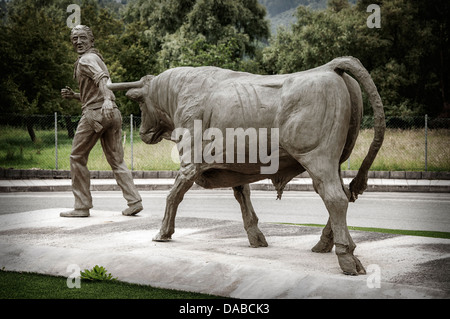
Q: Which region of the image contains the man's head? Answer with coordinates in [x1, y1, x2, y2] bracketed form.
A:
[71, 25, 94, 55]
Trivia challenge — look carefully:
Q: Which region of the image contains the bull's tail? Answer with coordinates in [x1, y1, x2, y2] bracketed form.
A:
[327, 56, 386, 202]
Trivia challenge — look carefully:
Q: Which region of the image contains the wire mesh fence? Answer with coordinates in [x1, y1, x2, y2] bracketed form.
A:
[346, 115, 450, 172]
[0, 113, 449, 172]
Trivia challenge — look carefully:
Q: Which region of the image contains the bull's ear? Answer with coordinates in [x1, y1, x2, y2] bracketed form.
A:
[142, 74, 155, 84]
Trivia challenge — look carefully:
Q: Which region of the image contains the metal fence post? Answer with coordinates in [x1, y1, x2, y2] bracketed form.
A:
[55, 112, 58, 170]
[425, 114, 428, 171]
[130, 114, 134, 171]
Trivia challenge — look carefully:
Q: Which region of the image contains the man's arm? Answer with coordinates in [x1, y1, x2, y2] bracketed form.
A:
[61, 86, 81, 101]
[98, 77, 114, 119]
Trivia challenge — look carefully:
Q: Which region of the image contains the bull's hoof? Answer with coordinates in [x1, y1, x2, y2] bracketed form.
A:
[336, 245, 366, 275]
[152, 232, 172, 242]
[247, 227, 268, 248]
[311, 238, 334, 253]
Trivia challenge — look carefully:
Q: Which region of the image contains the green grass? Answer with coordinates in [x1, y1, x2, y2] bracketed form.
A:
[341, 128, 450, 172]
[0, 270, 225, 299]
[280, 223, 450, 239]
[0, 126, 179, 171]
[1, 126, 449, 171]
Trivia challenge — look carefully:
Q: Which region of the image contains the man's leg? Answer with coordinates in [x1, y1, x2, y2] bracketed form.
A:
[101, 109, 142, 215]
[61, 115, 100, 217]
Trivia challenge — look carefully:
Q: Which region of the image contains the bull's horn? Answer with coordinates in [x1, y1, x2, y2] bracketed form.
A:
[107, 78, 144, 91]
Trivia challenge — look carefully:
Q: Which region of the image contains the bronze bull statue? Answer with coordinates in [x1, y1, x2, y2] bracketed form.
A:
[108, 56, 385, 275]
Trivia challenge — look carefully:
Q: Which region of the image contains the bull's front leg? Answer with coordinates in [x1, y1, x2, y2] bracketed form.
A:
[233, 184, 268, 248]
[153, 164, 197, 242]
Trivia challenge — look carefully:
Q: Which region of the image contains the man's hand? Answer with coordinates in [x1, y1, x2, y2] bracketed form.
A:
[102, 98, 114, 119]
[61, 86, 75, 99]
[61, 86, 80, 100]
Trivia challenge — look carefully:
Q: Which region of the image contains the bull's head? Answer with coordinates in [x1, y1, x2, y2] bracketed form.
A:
[107, 75, 173, 144]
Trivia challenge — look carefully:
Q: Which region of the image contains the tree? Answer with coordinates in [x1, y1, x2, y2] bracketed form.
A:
[156, 0, 269, 72]
[262, 0, 450, 117]
[414, 0, 450, 117]
[0, 0, 74, 141]
[327, 0, 350, 12]
[262, 5, 360, 74]
[356, 0, 449, 116]
[159, 30, 244, 70]
[122, 0, 195, 40]
[185, 0, 269, 58]
[119, 0, 270, 88]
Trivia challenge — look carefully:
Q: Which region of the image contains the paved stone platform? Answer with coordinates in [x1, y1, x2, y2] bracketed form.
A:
[0, 209, 449, 299]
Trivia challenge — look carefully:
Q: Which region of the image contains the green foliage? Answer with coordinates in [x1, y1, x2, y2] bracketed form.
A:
[262, 0, 450, 117]
[184, 0, 269, 57]
[0, 0, 73, 115]
[0, 0, 448, 119]
[159, 30, 244, 71]
[80, 265, 117, 281]
[260, 0, 328, 16]
[121, 0, 269, 74]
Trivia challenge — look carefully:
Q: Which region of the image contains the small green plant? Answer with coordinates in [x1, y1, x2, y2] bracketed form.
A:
[80, 265, 117, 281]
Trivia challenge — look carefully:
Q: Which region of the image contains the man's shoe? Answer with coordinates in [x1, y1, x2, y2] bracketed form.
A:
[122, 202, 143, 216]
[60, 209, 90, 217]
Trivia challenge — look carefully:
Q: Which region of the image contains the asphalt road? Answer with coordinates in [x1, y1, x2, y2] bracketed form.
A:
[1, 190, 449, 232]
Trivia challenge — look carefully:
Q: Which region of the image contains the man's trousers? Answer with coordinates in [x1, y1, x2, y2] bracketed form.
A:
[70, 106, 142, 210]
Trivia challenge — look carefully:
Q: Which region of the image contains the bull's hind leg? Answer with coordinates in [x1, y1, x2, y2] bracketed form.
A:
[316, 170, 364, 275]
[303, 161, 365, 275]
[311, 169, 350, 253]
[233, 184, 268, 248]
[311, 218, 334, 253]
[153, 167, 196, 242]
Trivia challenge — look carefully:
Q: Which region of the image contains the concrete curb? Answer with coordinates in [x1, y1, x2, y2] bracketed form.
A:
[1, 168, 450, 180]
[1, 168, 450, 193]
[1, 177, 449, 193]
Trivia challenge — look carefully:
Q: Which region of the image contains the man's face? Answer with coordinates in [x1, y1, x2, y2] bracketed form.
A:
[71, 30, 93, 55]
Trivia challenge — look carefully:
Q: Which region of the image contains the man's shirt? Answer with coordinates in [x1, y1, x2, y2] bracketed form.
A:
[75, 50, 115, 109]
